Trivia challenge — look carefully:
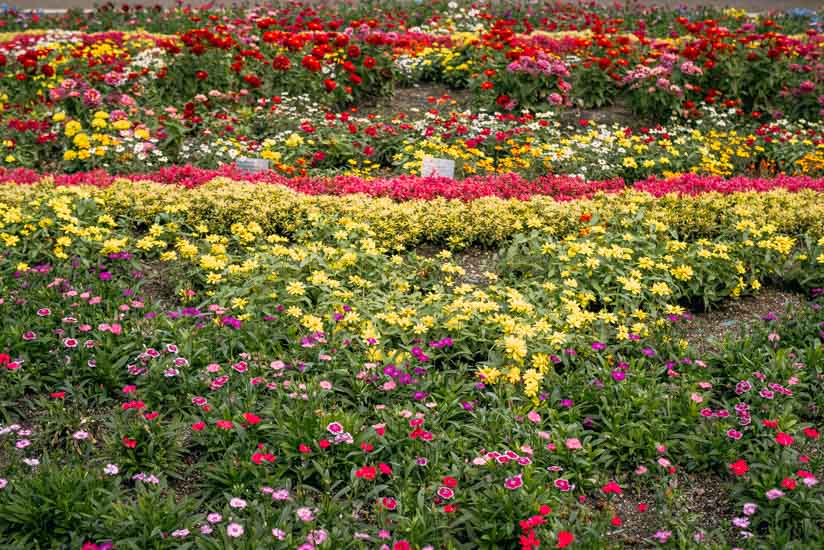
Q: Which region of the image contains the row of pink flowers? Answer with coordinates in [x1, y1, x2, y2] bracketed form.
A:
[1, 167, 823, 201]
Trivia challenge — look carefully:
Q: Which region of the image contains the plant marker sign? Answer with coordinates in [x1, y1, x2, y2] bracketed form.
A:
[421, 156, 455, 178]
[237, 157, 270, 174]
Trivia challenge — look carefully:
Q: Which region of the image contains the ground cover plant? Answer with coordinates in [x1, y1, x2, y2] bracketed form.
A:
[0, 1, 823, 549]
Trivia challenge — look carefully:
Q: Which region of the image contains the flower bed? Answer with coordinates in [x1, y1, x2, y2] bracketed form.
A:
[1, 1, 824, 548]
[1, 179, 823, 548]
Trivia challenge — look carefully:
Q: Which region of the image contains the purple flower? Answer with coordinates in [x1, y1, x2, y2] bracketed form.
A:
[591, 341, 606, 351]
[220, 316, 242, 330]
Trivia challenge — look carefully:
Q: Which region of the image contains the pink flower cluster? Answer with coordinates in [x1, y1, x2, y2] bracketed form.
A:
[1, 167, 823, 201]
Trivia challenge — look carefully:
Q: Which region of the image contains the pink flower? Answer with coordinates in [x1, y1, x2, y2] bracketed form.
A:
[765, 489, 785, 500]
[327, 422, 344, 434]
[554, 479, 572, 492]
[504, 475, 523, 490]
[226, 523, 244, 538]
[653, 530, 672, 543]
[437, 487, 454, 499]
[565, 438, 582, 450]
[527, 411, 541, 423]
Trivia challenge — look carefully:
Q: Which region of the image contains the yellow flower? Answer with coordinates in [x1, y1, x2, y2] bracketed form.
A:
[65, 120, 82, 137]
[286, 281, 306, 295]
[504, 335, 527, 363]
[285, 133, 304, 148]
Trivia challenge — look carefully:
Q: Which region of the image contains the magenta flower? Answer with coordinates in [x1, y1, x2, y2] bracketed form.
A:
[504, 475, 523, 490]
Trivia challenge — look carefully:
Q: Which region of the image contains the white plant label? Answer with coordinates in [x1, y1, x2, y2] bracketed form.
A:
[421, 156, 455, 179]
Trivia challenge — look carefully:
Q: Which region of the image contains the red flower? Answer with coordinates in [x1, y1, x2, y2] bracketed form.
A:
[251, 452, 276, 464]
[442, 476, 458, 488]
[195, 70, 208, 80]
[364, 56, 376, 69]
[122, 437, 137, 449]
[539, 504, 552, 515]
[318, 439, 331, 449]
[443, 504, 456, 513]
[496, 94, 511, 107]
[393, 541, 409, 550]
[556, 530, 575, 548]
[191, 421, 206, 431]
[299, 443, 312, 454]
[216, 420, 234, 430]
[272, 54, 291, 71]
[356, 465, 376, 480]
[50, 391, 66, 399]
[302, 55, 321, 72]
[520, 529, 540, 550]
[729, 459, 749, 476]
[347, 45, 361, 58]
[601, 481, 622, 494]
[781, 477, 798, 490]
[762, 419, 779, 429]
[144, 411, 159, 420]
[637, 502, 648, 512]
[611, 516, 622, 526]
[324, 78, 337, 92]
[242, 74, 261, 87]
[379, 463, 393, 475]
[361, 442, 374, 453]
[803, 427, 820, 440]
[0, 353, 10, 366]
[242, 412, 261, 425]
[382, 497, 397, 510]
[775, 432, 794, 446]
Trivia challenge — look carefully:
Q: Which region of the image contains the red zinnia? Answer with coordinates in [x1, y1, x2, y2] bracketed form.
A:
[301, 55, 321, 72]
[191, 421, 206, 431]
[443, 476, 458, 488]
[272, 54, 291, 71]
[781, 477, 797, 490]
[195, 70, 208, 80]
